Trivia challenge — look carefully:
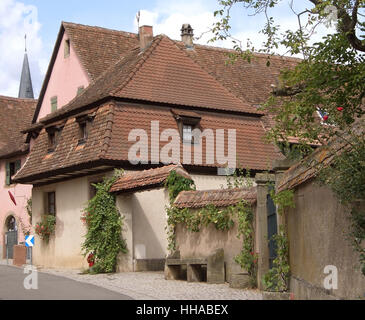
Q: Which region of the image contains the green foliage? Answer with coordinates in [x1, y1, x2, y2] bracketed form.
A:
[270, 188, 295, 216]
[318, 136, 365, 275]
[234, 200, 257, 287]
[35, 215, 56, 243]
[226, 167, 254, 189]
[81, 169, 127, 274]
[26, 198, 32, 223]
[165, 171, 257, 286]
[262, 226, 290, 292]
[165, 170, 196, 204]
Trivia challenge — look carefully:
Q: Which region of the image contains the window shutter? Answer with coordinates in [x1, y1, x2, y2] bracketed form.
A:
[15, 160, 21, 173]
[5, 162, 10, 185]
[51, 97, 57, 112]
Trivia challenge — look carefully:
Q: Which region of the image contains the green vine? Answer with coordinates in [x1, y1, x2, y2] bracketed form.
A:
[269, 188, 295, 216]
[234, 200, 257, 287]
[317, 135, 365, 276]
[262, 226, 290, 292]
[165, 170, 257, 287]
[81, 169, 127, 274]
[165, 170, 196, 204]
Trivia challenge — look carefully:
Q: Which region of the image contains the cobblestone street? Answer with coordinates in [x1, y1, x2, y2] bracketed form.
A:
[40, 268, 262, 300]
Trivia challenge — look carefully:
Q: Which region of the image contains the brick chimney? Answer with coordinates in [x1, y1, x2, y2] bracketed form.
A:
[139, 25, 153, 50]
[181, 24, 194, 48]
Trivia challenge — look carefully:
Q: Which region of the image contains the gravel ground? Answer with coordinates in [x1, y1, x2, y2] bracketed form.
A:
[38, 268, 263, 300]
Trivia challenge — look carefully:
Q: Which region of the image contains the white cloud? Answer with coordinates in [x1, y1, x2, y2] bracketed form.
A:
[134, 0, 336, 57]
[0, 0, 44, 98]
[134, 1, 218, 45]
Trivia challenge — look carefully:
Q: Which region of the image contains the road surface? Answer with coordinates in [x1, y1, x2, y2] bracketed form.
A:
[0, 265, 133, 300]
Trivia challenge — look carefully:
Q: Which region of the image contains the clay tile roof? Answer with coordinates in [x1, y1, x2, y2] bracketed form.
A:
[277, 135, 351, 192]
[37, 34, 264, 125]
[62, 22, 139, 80]
[0, 95, 37, 158]
[110, 164, 191, 193]
[174, 187, 257, 209]
[176, 41, 301, 106]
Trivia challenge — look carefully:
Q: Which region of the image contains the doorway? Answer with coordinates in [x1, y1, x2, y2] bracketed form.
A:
[5, 215, 18, 259]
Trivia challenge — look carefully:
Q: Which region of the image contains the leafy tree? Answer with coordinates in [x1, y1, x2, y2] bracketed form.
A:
[212, 0, 365, 275]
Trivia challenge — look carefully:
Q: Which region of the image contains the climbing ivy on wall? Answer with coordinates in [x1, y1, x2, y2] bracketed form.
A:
[81, 169, 127, 274]
[262, 226, 290, 292]
[234, 200, 257, 287]
[165, 170, 257, 287]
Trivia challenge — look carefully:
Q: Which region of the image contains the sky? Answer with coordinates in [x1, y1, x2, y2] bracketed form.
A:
[0, 0, 334, 99]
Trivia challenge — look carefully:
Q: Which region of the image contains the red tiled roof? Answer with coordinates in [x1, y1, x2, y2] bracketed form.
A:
[277, 135, 350, 192]
[37, 35, 262, 124]
[110, 164, 191, 193]
[14, 102, 284, 183]
[174, 187, 257, 209]
[0, 95, 37, 158]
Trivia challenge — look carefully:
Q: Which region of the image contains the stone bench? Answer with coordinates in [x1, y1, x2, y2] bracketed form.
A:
[165, 248, 225, 284]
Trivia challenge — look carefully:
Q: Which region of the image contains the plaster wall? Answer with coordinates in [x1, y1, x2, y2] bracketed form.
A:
[0, 156, 32, 258]
[286, 181, 365, 299]
[37, 31, 90, 121]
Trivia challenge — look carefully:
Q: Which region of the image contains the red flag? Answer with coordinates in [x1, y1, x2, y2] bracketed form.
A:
[8, 191, 16, 205]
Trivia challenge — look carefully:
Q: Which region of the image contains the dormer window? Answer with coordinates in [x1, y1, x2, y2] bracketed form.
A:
[64, 39, 70, 58]
[171, 109, 201, 145]
[76, 113, 95, 145]
[46, 126, 63, 153]
[183, 124, 193, 143]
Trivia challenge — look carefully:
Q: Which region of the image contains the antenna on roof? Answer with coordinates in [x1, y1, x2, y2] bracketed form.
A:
[24, 34, 27, 52]
[136, 10, 140, 29]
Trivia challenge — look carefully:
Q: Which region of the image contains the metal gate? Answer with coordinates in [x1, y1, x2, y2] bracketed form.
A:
[5, 230, 18, 259]
[267, 192, 278, 269]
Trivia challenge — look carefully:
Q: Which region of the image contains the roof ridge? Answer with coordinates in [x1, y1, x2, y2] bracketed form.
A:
[110, 35, 164, 96]
[62, 21, 138, 38]
[170, 38, 262, 115]
[174, 39, 302, 62]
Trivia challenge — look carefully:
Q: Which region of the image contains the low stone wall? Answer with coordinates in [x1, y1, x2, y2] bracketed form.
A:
[286, 181, 365, 300]
[175, 210, 255, 282]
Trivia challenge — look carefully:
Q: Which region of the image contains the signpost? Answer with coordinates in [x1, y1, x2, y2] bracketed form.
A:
[25, 235, 34, 265]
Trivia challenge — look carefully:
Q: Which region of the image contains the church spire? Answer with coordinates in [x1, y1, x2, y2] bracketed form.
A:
[18, 35, 34, 99]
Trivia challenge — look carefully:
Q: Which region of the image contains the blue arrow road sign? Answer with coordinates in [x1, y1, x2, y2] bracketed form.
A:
[25, 235, 34, 247]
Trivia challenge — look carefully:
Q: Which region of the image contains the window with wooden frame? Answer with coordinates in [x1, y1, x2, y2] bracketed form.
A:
[76, 113, 95, 145]
[46, 126, 63, 153]
[64, 39, 70, 58]
[5, 159, 21, 186]
[47, 192, 56, 216]
[171, 109, 201, 145]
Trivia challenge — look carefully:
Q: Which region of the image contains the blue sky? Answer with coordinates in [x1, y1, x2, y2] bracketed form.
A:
[0, 0, 331, 98]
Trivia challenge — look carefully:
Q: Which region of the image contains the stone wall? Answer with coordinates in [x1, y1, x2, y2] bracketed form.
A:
[285, 180, 365, 299]
[175, 207, 257, 282]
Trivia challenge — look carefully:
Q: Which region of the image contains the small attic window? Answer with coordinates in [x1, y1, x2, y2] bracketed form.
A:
[171, 109, 201, 145]
[46, 126, 63, 153]
[64, 39, 70, 58]
[183, 124, 193, 143]
[76, 114, 95, 145]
